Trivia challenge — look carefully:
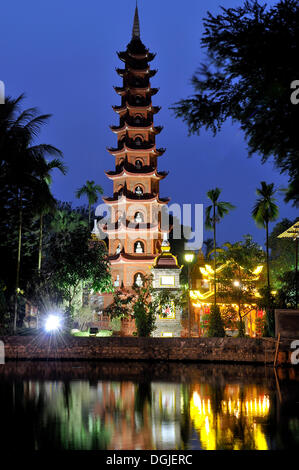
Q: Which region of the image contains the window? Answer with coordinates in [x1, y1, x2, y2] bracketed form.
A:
[135, 137, 142, 146]
[135, 159, 143, 169]
[134, 241, 144, 253]
[160, 275, 175, 287]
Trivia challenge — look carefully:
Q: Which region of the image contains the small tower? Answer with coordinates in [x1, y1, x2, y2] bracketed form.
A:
[151, 236, 182, 337]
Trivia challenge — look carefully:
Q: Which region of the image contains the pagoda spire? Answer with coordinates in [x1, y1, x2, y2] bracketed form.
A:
[132, 2, 140, 38]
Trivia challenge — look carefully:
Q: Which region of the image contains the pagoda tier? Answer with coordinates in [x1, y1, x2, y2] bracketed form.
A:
[110, 122, 163, 135]
[107, 143, 166, 156]
[102, 4, 169, 288]
[117, 50, 156, 63]
[112, 103, 161, 115]
[114, 86, 159, 97]
[102, 192, 170, 205]
[116, 68, 157, 78]
[109, 253, 156, 264]
[105, 166, 168, 180]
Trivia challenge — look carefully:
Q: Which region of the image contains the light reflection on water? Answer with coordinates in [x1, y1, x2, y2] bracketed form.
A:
[0, 363, 298, 450]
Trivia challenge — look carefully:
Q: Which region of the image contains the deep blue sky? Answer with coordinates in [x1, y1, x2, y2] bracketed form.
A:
[1, 0, 297, 248]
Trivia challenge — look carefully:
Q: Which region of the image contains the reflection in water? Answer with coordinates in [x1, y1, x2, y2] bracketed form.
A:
[0, 363, 298, 450]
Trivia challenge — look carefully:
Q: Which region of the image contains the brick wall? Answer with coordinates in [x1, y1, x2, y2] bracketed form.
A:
[0, 336, 292, 364]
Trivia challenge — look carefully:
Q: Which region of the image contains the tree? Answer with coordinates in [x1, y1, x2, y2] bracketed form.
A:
[45, 226, 112, 320]
[75, 180, 103, 228]
[203, 238, 214, 259]
[217, 236, 265, 336]
[35, 159, 67, 273]
[105, 289, 134, 319]
[171, 0, 299, 206]
[205, 187, 235, 306]
[252, 182, 279, 293]
[269, 217, 298, 289]
[0, 94, 62, 331]
[208, 305, 225, 337]
[132, 276, 157, 337]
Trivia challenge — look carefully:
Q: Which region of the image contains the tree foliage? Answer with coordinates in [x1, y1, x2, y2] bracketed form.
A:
[207, 304, 225, 337]
[172, 0, 299, 205]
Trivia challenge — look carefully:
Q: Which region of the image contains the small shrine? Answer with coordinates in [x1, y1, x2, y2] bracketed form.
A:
[151, 237, 182, 337]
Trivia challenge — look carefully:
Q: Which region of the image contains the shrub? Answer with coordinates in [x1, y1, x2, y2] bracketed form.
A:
[134, 300, 157, 337]
[207, 305, 225, 337]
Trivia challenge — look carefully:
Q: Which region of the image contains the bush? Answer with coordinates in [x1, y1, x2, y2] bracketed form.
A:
[134, 300, 157, 337]
[255, 316, 267, 337]
[207, 305, 225, 337]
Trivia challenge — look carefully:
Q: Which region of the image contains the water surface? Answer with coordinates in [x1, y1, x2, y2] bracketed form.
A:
[0, 362, 298, 450]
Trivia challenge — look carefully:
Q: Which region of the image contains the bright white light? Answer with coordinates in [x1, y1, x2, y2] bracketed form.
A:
[233, 280, 240, 287]
[45, 314, 61, 333]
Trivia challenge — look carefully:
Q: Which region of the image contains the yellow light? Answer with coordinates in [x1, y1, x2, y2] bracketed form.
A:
[233, 280, 240, 287]
[253, 265, 263, 275]
[185, 252, 194, 263]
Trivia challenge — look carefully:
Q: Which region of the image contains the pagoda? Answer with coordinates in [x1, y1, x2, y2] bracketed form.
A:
[101, 5, 169, 289]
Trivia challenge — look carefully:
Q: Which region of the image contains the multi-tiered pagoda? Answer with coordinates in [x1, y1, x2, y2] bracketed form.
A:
[102, 5, 169, 289]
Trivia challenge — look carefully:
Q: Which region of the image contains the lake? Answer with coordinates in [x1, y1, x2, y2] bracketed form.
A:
[0, 361, 298, 450]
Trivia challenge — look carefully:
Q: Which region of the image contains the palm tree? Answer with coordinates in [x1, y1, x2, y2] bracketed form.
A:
[0, 95, 62, 331]
[252, 181, 279, 293]
[205, 188, 235, 305]
[203, 238, 214, 259]
[75, 180, 103, 228]
[36, 159, 67, 273]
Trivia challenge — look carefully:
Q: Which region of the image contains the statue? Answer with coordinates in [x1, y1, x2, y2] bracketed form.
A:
[135, 242, 144, 253]
[135, 186, 143, 195]
[135, 274, 143, 287]
[135, 212, 143, 223]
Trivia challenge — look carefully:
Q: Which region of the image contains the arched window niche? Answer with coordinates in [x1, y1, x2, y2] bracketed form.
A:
[135, 185, 143, 196]
[134, 272, 144, 287]
[134, 212, 144, 224]
[135, 159, 143, 169]
[134, 241, 145, 254]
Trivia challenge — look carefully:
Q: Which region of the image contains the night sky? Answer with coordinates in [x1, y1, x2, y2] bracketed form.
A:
[1, 0, 297, 248]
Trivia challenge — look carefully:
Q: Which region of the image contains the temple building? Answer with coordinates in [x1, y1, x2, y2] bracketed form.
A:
[189, 251, 265, 337]
[99, 5, 169, 290]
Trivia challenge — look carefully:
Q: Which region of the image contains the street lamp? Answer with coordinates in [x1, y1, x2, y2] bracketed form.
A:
[44, 313, 62, 333]
[184, 251, 195, 337]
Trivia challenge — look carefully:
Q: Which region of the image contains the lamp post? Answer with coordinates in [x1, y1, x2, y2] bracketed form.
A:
[185, 251, 195, 337]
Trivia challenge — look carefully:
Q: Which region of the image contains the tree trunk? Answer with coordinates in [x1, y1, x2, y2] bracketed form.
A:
[266, 221, 270, 291]
[213, 204, 217, 307]
[14, 190, 23, 333]
[38, 213, 43, 274]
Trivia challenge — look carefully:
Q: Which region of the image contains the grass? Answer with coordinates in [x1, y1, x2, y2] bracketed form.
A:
[72, 330, 113, 337]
